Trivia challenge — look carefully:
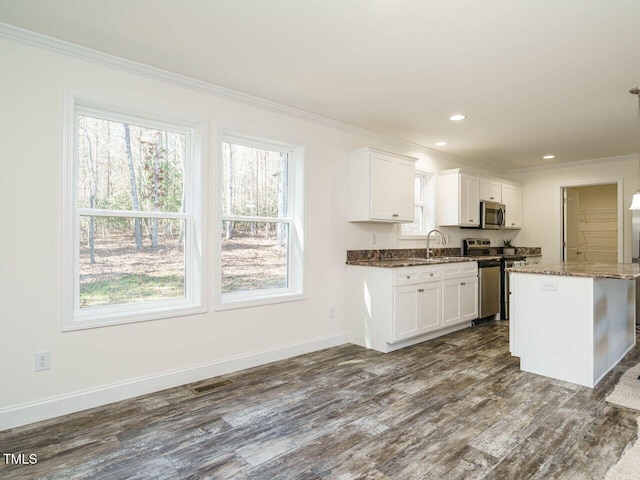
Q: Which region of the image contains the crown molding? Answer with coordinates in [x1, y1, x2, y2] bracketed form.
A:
[0, 21, 451, 157]
[505, 154, 638, 175]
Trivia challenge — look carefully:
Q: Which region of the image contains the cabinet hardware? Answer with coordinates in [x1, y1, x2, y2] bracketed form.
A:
[461, 282, 466, 285]
[406, 275, 411, 279]
[418, 288, 424, 292]
[429, 273, 434, 276]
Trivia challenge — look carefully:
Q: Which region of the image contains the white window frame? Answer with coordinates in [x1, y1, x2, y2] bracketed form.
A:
[215, 131, 306, 310]
[62, 92, 207, 331]
[400, 170, 435, 239]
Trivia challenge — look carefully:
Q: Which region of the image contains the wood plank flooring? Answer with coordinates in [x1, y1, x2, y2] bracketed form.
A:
[1, 322, 639, 479]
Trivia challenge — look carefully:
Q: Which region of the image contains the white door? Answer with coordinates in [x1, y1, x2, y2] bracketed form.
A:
[563, 188, 581, 261]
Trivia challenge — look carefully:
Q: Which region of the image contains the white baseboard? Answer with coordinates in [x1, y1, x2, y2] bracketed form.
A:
[0, 332, 349, 431]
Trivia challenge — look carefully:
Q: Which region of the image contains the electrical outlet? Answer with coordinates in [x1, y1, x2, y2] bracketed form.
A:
[35, 350, 50, 371]
[328, 306, 335, 318]
[371, 233, 377, 245]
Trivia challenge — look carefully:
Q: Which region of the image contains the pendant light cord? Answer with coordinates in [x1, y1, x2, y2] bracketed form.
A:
[629, 88, 640, 209]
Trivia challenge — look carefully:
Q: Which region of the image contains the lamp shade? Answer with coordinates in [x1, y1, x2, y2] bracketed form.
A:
[630, 191, 640, 210]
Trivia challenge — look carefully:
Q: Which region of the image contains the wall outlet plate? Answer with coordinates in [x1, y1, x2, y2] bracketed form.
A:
[35, 350, 50, 371]
[541, 280, 558, 291]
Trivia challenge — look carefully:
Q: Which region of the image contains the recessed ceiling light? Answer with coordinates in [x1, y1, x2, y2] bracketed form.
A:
[435, 141, 448, 146]
[543, 155, 555, 160]
[449, 114, 467, 121]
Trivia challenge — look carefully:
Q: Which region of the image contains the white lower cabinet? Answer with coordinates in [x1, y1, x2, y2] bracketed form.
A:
[347, 262, 478, 353]
[392, 280, 442, 342]
[442, 276, 479, 327]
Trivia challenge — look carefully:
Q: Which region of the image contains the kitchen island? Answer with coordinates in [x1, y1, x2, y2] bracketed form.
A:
[507, 262, 640, 387]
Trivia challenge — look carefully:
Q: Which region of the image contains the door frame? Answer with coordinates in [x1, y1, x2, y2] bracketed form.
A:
[559, 179, 623, 263]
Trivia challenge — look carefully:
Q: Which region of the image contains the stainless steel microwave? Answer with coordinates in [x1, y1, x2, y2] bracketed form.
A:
[480, 201, 505, 229]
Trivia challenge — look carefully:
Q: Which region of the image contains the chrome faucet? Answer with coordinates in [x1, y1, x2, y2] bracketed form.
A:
[426, 229, 446, 258]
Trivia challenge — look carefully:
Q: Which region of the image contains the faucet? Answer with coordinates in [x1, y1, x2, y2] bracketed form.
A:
[426, 229, 446, 258]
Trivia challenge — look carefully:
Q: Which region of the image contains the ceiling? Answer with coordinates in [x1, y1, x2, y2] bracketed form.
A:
[2, 0, 640, 171]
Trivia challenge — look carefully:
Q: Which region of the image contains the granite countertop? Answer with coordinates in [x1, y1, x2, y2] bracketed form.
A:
[346, 247, 542, 268]
[506, 262, 640, 280]
[347, 257, 475, 268]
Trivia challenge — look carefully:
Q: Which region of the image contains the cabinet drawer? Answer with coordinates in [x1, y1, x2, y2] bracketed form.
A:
[394, 266, 442, 286]
[442, 261, 478, 280]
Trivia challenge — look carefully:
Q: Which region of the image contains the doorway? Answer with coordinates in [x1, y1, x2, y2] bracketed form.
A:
[562, 184, 619, 262]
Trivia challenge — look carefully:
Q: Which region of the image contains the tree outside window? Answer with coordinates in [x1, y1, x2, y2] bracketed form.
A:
[401, 171, 435, 237]
[218, 135, 304, 307]
[63, 98, 204, 330]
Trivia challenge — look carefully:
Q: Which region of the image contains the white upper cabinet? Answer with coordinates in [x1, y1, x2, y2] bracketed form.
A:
[439, 169, 522, 230]
[479, 177, 502, 203]
[347, 147, 417, 223]
[502, 183, 522, 229]
[437, 169, 480, 227]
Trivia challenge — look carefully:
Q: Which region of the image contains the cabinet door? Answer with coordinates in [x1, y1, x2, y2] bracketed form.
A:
[442, 279, 462, 327]
[370, 153, 396, 221]
[370, 153, 415, 222]
[393, 282, 442, 342]
[442, 277, 478, 327]
[393, 159, 416, 222]
[418, 281, 442, 334]
[393, 285, 420, 342]
[460, 173, 480, 226]
[480, 178, 502, 202]
[502, 184, 522, 229]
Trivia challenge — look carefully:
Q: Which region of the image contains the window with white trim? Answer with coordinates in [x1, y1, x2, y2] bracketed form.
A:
[401, 170, 435, 237]
[63, 97, 205, 330]
[217, 133, 305, 308]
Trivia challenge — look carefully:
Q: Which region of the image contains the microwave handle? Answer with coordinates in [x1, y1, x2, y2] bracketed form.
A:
[498, 207, 505, 227]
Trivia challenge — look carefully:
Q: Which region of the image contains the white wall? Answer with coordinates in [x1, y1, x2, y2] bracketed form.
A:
[4, 29, 634, 429]
[506, 157, 638, 263]
[0, 33, 502, 428]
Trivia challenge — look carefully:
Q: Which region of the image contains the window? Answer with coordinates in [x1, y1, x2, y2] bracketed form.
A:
[401, 170, 435, 237]
[62, 96, 205, 330]
[217, 133, 305, 308]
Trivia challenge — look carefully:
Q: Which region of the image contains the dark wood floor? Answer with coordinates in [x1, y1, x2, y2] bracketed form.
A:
[2, 322, 639, 479]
